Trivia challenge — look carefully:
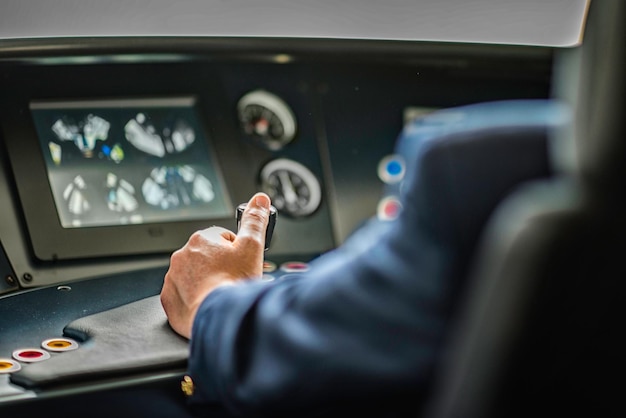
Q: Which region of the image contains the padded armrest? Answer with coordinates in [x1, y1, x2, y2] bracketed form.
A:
[11, 295, 188, 389]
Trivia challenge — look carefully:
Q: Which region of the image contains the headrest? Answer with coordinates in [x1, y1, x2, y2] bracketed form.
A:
[573, 0, 625, 191]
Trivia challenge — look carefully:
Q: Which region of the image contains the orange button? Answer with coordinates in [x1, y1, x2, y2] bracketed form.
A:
[0, 358, 21, 373]
[42, 337, 79, 352]
[263, 260, 277, 273]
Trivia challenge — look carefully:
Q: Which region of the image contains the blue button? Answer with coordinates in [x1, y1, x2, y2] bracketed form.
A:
[377, 154, 405, 184]
[386, 160, 403, 176]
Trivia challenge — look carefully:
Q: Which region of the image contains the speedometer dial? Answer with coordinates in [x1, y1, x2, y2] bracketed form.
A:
[259, 158, 321, 218]
[237, 90, 297, 151]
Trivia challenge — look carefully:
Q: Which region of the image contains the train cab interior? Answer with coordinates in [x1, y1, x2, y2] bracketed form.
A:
[1, 0, 623, 416]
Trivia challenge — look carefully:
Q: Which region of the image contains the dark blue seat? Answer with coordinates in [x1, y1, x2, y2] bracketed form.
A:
[426, 1, 625, 417]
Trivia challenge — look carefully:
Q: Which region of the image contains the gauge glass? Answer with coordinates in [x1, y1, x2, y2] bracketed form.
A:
[260, 158, 321, 218]
[237, 90, 297, 151]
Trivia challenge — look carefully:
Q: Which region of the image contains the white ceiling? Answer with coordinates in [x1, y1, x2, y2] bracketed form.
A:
[0, 0, 589, 47]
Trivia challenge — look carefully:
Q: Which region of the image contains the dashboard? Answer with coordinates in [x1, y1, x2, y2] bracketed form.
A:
[0, 40, 553, 288]
[0, 37, 555, 415]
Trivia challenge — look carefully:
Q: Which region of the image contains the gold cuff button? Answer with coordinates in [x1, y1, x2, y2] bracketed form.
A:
[181, 375, 195, 397]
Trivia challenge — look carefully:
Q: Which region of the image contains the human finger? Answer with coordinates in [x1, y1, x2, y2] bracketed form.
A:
[196, 226, 237, 245]
[236, 192, 271, 249]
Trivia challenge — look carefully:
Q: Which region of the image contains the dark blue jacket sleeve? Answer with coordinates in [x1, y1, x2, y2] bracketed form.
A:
[186, 100, 569, 416]
[189, 203, 452, 415]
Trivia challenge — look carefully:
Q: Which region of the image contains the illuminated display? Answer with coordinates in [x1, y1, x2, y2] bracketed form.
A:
[30, 98, 232, 228]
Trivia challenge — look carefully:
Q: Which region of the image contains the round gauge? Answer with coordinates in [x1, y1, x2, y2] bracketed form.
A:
[260, 158, 322, 218]
[237, 90, 297, 151]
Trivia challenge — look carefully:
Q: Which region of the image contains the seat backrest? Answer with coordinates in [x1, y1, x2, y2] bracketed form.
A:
[424, 0, 625, 417]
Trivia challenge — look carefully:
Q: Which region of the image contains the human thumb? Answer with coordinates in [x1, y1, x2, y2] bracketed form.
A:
[236, 192, 271, 250]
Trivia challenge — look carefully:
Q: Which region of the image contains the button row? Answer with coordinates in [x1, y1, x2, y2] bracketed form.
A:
[0, 337, 79, 374]
[261, 260, 311, 282]
[263, 260, 310, 274]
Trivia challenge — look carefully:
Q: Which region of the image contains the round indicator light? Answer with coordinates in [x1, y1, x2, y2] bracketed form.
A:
[12, 348, 51, 363]
[263, 260, 277, 273]
[386, 160, 403, 176]
[0, 358, 21, 373]
[280, 261, 310, 273]
[42, 337, 79, 352]
[377, 196, 403, 221]
[377, 155, 406, 184]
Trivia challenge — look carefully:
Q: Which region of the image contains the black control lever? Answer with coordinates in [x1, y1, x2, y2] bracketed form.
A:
[236, 203, 277, 251]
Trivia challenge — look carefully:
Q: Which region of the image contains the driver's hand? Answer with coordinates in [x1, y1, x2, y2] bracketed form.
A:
[160, 192, 271, 338]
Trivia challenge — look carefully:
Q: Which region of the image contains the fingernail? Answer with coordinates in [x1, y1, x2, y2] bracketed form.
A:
[254, 194, 270, 209]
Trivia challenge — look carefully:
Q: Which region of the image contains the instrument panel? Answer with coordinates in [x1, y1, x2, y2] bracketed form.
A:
[0, 48, 552, 289]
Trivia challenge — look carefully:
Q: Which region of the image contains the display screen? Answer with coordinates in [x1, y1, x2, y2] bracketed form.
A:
[30, 98, 232, 229]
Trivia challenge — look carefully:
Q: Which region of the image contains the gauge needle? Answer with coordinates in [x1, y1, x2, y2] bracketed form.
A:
[278, 170, 298, 205]
[255, 118, 269, 136]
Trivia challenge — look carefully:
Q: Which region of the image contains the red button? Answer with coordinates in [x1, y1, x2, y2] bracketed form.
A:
[13, 348, 51, 363]
[280, 261, 310, 273]
[377, 196, 402, 221]
[20, 351, 42, 359]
